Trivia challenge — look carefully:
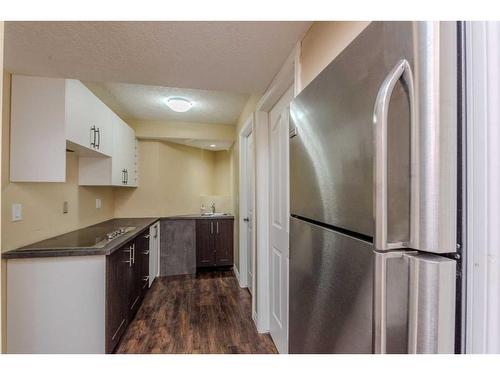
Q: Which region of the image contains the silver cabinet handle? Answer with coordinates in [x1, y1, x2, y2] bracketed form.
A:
[373, 59, 414, 251]
[211, 221, 213, 234]
[143, 250, 150, 255]
[216, 221, 219, 234]
[90, 126, 96, 147]
[131, 243, 135, 264]
[144, 234, 150, 239]
[142, 276, 150, 289]
[96, 127, 100, 149]
[111, 319, 126, 341]
[130, 295, 140, 310]
[123, 245, 133, 267]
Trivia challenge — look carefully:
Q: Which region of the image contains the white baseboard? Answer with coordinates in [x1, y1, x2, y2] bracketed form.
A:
[233, 265, 247, 288]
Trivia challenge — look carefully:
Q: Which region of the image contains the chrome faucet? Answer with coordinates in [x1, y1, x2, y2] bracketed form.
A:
[211, 202, 216, 214]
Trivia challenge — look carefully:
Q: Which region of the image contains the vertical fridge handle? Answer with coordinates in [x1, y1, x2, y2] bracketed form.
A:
[405, 253, 456, 353]
[373, 59, 415, 251]
[373, 252, 388, 354]
[373, 251, 456, 354]
[373, 251, 408, 353]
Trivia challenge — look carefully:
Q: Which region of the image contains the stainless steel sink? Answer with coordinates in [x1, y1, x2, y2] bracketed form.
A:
[201, 212, 229, 217]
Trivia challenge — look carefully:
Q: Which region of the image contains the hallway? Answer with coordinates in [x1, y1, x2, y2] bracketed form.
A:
[116, 270, 278, 354]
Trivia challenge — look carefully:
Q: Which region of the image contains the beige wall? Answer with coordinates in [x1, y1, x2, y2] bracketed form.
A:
[130, 119, 235, 143]
[213, 150, 231, 195]
[230, 94, 261, 271]
[1, 74, 116, 253]
[114, 139, 223, 218]
[299, 21, 370, 92]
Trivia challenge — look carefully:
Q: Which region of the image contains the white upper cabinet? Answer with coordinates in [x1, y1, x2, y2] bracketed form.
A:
[78, 113, 138, 187]
[10, 75, 137, 185]
[113, 115, 138, 187]
[65, 80, 112, 157]
[10, 75, 67, 182]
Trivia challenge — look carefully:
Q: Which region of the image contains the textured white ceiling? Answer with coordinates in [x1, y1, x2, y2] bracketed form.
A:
[83, 81, 248, 124]
[4, 21, 311, 94]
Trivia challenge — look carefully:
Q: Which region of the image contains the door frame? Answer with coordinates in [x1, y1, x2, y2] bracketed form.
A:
[464, 21, 500, 354]
[268, 85, 294, 353]
[237, 115, 255, 293]
[252, 44, 300, 333]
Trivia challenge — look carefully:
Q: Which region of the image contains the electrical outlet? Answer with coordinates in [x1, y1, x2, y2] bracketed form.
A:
[96, 198, 102, 209]
[11, 203, 22, 222]
[63, 201, 69, 214]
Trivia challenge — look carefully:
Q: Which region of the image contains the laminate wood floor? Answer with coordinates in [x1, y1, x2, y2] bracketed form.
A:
[116, 270, 278, 354]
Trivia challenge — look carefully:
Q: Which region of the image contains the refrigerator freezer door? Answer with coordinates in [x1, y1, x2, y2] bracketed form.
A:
[373, 251, 456, 353]
[289, 217, 374, 353]
[290, 21, 414, 240]
[290, 22, 457, 253]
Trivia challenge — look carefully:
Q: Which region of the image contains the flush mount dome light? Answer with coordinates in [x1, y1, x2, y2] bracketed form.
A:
[165, 97, 192, 112]
[210, 144, 216, 148]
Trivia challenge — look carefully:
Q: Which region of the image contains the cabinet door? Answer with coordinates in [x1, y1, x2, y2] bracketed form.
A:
[128, 239, 142, 320]
[123, 124, 137, 186]
[137, 231, 151, 295]
[215, 220, 234, 266]
[111, 115, 127, 186]
[149, 223, 160, 286]
[196, 220, 216, 268]
[92, 102, 113, 156]
[106, 245, 131, 353]
[112, 116, 136, 187]
[10, 75, 66, 182]
[66, 79, 94, 150]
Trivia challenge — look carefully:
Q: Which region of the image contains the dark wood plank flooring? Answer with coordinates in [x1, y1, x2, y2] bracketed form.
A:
[116, 270, 278, 354]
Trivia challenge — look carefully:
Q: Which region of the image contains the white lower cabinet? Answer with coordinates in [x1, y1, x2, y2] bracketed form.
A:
[79, 114, 138, 187]
[6, 256, 106, 353]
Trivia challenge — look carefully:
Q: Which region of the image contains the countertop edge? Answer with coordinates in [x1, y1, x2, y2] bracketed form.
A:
[160, 215, 235, 220]
[2, 218, 160, 260]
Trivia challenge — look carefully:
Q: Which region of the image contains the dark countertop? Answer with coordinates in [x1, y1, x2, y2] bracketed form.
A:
[2, 217, 160, 260]
[161, 214, 235, 220]
[2, 214, 235, 260]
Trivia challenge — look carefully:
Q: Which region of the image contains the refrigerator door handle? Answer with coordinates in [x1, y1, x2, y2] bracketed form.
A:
[373, 251, 409, 353]
[405, 253, 456, 353]
[373, 59, 415, 251]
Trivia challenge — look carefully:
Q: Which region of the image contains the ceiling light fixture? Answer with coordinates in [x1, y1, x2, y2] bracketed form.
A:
[210, 144, 216, 148]
[165, 97, 192, 112]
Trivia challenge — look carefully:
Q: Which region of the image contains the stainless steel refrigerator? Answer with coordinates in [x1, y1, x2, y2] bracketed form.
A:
[289, 21, 462, 354]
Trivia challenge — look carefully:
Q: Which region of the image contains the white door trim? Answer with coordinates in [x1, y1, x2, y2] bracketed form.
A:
[237, 115, 255, 290]
[252, 44, 300, 333]
[465, 21, 500, 354]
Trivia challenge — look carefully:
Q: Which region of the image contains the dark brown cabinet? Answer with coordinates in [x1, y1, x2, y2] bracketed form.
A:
[196, 220, 216, 267]
[106, 228, 152, 353]
[196, 218, 233, 269]
[214, 220, 233, 266]
[105, 242, 131, 353]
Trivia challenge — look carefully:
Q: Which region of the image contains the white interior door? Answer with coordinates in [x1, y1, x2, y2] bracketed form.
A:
[269, 87, 293, 354]
[246, 132, 254, 294]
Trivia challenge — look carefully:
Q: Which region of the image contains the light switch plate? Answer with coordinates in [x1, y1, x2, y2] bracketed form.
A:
[63, 201, 69, 214]
[12, 203, 22, 222]
[96, 198, 102, 209]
